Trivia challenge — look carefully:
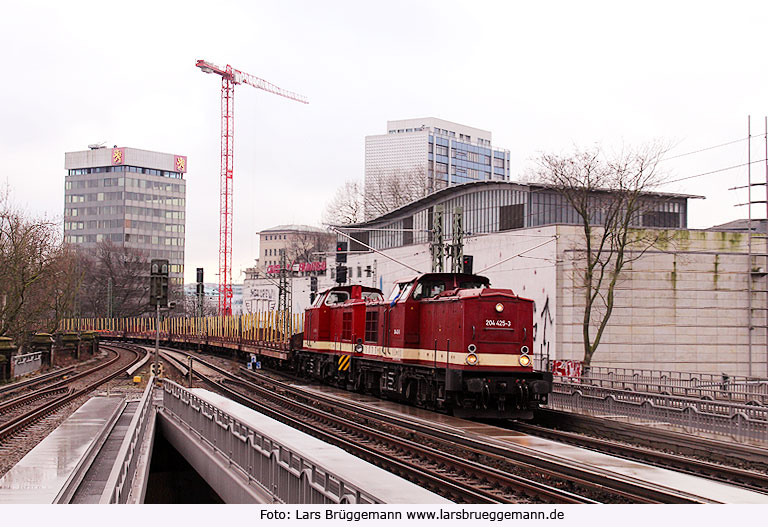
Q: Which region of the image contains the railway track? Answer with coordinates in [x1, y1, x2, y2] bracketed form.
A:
[513, 410, 768, 494]
[0, 344, 143, 446]
[0, 366, 77, 400]
[159, 347, 713, 504]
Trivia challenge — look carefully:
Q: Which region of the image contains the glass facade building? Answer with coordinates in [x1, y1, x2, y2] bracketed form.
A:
[364, 118, 510, 219]
[64, 146, 187, 286]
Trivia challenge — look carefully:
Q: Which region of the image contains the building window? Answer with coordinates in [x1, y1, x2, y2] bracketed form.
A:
[499, 204, 525, 231]
[642, 210, 679, 228]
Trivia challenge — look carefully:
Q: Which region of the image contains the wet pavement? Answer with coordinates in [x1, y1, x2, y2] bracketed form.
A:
[0, 397, 122, 504]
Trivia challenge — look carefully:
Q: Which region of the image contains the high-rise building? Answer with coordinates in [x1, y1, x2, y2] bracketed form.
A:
[64, 146, 187, 286]
[364, 117, 510, 218]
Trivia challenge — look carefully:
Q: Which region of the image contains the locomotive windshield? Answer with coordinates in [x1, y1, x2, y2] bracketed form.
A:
[412, 280, 445, 300]
[387, 281, 414, 303]
[362, 291, 383, 302]
[311, 293, 325, 307]
[458, 279, 488, 290]
[325, 291, 349, 305]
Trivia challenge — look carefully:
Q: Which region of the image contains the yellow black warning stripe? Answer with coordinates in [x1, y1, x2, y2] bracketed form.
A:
[338, 354, 350, 371]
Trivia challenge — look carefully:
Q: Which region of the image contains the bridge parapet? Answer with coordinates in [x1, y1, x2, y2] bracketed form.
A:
[159, 380, 448, 504]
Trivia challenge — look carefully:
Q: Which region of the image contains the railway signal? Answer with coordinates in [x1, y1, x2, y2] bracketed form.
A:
[335, 265, 348, 284]
[335, 241, 348, 284]
[335, 241, 348, 263]
[150, 259, 169, 307]
[462, 255, 473, 274]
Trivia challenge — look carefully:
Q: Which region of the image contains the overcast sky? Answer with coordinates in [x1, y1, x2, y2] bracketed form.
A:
[2, 1, 768, 283]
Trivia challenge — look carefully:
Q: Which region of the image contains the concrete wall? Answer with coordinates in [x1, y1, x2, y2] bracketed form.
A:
[556, 226, 768, 376]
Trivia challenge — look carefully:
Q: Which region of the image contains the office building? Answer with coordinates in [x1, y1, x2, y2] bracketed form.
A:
[364, 117, 510, 218]
[64, 146, 187, 286]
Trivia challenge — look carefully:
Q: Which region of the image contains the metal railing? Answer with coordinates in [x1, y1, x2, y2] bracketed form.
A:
[547, 383, 768, 443]
[100, 376, 157, 503]
[535, 357, 768, 406]
[565, 365, 768, 406]
[161, 380, 382, 504]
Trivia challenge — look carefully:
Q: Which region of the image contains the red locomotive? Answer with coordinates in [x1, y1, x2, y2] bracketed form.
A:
[297, 272, 552, 419]
[71, 271, 551, 419]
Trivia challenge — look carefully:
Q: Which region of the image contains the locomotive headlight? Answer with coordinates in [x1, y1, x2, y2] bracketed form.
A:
[518, 354, 531, 367]
[465, 352, 479, 366]
[354, 343, 363, 353]
[495, 303, 504, 313]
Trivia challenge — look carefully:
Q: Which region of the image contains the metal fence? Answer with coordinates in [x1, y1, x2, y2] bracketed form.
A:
[161, 380, 382, 504]
[101, 377, 157, 503]
[567, 365, 768, 406]
[547, 383, 768, 443]
[535, 357, 768, 406]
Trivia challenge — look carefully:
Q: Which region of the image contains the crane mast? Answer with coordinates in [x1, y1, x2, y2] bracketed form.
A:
[196, 59, 308, 315]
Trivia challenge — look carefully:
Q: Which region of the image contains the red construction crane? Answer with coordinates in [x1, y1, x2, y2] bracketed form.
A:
[196, 59, 308, 315]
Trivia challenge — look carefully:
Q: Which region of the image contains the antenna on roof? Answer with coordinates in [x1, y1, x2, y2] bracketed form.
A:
[87, 142, 107, 150]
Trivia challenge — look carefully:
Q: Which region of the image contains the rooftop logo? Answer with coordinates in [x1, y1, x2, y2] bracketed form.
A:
[175, 155, 187, 173]
[111, 147, 124, 165]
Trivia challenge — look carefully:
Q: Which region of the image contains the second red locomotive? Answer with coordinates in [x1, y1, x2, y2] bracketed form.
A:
[298, 272, 552, 419]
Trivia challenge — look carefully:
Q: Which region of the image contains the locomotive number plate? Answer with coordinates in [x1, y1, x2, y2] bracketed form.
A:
[485, 319, 512, 328]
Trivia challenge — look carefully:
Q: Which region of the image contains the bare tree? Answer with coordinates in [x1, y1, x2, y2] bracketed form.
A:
[181, 289, 218, 317]
[323, 180, 365, 225]
[324, 167, 428, 226]
[30, 245, 82, 334]
[76, 241, 150, 318]
[364, 166, 427, 219]
[534, 143, 672, 368]
[0, 192, 80, 346]
[286, 230, 335, 264]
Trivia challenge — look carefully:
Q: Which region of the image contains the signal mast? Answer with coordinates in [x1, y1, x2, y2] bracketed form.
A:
[196, 59, 308, 315]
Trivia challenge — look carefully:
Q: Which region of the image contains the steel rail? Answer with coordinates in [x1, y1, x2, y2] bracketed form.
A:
[235, 368, 709, 504]
[0, 366, 76, 397]
[0, 345, 141, 443]
[514, 414, 768, 494]
[0, 386, 71, 415]
[200, 376, 500, 504]
[173, 351, 603, 502]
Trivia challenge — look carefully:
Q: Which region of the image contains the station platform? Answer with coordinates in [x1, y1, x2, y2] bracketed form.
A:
[300, 384, 768, 504]
[0, 397, 125, 504]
